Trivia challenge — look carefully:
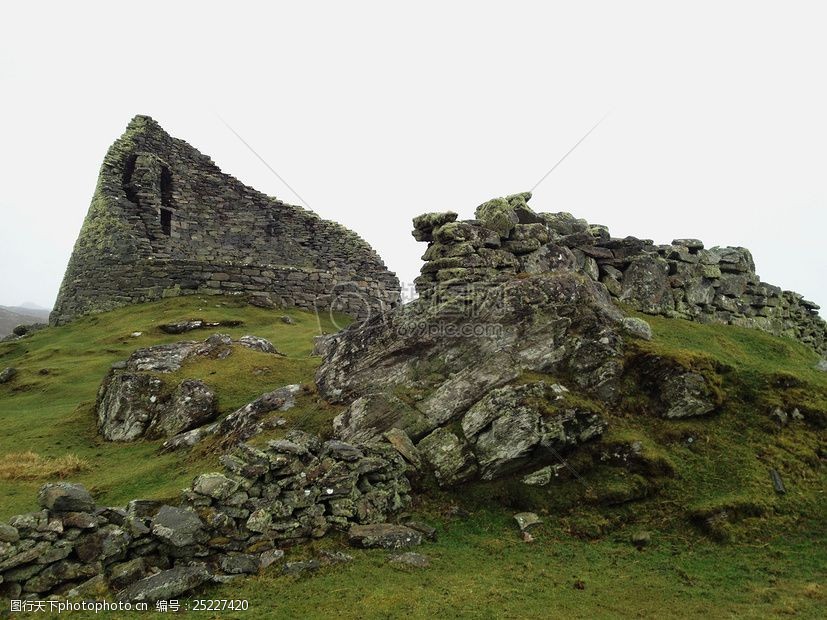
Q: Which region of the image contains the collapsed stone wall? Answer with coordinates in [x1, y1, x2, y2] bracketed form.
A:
[0, 431, 410, 601]
[412, 192, 826, 354]
[51, 115, 400, 325]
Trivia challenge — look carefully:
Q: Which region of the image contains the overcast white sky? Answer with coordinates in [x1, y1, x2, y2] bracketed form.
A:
[0, 1, 825, 314]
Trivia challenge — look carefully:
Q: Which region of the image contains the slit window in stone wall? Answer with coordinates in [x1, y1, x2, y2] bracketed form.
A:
[160, 208, 172, 236]
[160, 166, 174, 208]
[160, 166, 174, 235]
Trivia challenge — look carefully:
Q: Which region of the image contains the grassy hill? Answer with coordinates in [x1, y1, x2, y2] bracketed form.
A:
[0, 297, 825, 618]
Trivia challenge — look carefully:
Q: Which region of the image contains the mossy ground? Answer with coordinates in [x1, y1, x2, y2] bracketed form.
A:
[1, 299, 826, 618]
[0, 296, 347, 519]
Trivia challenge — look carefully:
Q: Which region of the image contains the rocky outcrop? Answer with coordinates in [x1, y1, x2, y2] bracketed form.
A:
[51, 115, 399, 325]
[412, 193, 826, 355]
[314, 193, 764, 486]
[96, 334, 281, 441]
[0, 431, 411, 600]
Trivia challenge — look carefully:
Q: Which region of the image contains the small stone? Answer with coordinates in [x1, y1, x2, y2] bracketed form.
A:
[522, 531, 535, 543]
[259, 548, 285, 569]
[620, 317, 653, 341]
[238, 335, 284, 355]
[131, 332, 143, 338]
[404, 521, 437, 541]
[318, 550, 353, 565]
[0, 367, 18, 383]
[770, 407, 788, 426]
[282, 559, 320, 575]
[522, 466, 553, 486]
[384, 428, 422, 469]
[816, 359, 827, 372]
[347, 524, 423, 549]
[37, 483, 95, 513]
[0, 523, 20, 543]
[513, 512, 542, 532]
[280, 315, 297, 325]
[388, 552, 429, 568]
[631, 531, 651, 549]
[219, 553, 259, 575]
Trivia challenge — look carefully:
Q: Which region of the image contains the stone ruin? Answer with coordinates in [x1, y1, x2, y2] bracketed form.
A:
[0, 432, 414, 601]
[51, 115, 400, 326]
[412, 192, 826, 354]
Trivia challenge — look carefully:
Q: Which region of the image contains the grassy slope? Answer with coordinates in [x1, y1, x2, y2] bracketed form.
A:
[1, 300, 826, 618]
[0, 296, 347, 519]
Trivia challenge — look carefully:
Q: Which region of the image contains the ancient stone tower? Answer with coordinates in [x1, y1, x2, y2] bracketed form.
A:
[51, 116, 400, 324]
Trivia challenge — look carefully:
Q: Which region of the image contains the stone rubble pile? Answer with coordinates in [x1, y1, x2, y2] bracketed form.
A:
[0, 431, 411, 602]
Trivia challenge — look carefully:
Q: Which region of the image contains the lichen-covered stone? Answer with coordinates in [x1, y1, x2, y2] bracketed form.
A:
[37, 483, 94, 513]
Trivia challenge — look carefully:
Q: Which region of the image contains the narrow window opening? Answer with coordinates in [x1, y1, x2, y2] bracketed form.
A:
[160, 208, 172, 236]
[160, 166, 174, 207]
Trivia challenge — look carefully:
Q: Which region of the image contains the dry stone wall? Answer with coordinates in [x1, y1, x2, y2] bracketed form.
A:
[51, 116, 400, 325]
[0, 431, 410, 601]
[412, 192, 826, 354]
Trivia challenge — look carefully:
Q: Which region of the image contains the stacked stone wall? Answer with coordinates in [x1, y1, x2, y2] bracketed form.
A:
[0, 432, 410, 600]
[412, 192, 826, 354]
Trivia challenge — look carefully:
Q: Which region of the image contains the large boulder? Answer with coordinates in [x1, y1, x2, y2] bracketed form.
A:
[316, 270, 624, 484]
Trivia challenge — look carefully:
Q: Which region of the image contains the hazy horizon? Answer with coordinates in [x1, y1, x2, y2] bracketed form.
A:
[1, 1, 825, 317]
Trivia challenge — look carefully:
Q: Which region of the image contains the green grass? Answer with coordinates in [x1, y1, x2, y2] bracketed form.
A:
[0, 295, 347, 519]
[1, 299, 826, 618]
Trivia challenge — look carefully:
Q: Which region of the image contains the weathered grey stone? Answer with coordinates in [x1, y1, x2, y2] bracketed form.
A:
[334, 393, 432, 444]
[522, 466, 554, 486]
[621, 317, 653, 341]
[0, 523, 20, 543]
[282, 559, 320, 575]
[388, 552, 430, 568]
[96, 372, 162, 441]
[50, 116, 400, 327]
[108, 558, 147, 590]
[117, 565, 211, 603]
[37, 483, 94, 513]
[259, 548, 285, 569]
[238, 335, 283, 355]
[661, 371, 718, 419]
[384, 428, 422, 469]
[0, 367, 17, 384]
[318, 550, 353, 565]
[192, 473, 240, 500]
[816, 359, 827, 372]
[23, 560, 100, 593]
[417, 428, 478, 486]
[347, 524, 423, 549]
[75, 525, 130, 564]
[146, 379, 217, 438]
[151, 506, 205, 547]
[514, 512, 542, 532]
[219, 553, 259, 575]
[620, 255, 674, 314]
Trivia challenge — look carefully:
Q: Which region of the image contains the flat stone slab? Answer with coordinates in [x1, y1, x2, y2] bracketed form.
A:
[347, 524, 423, 549]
